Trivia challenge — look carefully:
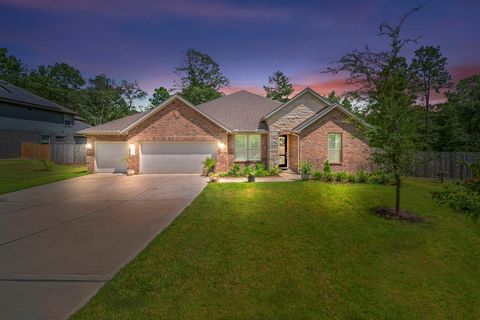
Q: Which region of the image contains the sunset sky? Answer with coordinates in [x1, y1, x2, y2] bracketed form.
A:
[1, 0, 479, 102]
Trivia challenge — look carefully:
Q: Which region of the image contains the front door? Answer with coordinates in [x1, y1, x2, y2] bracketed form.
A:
[278, 135, 287, 169]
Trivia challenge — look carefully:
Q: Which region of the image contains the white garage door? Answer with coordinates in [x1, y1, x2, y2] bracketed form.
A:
[140, 141, 217, 174]
[95, 142, 128, 173]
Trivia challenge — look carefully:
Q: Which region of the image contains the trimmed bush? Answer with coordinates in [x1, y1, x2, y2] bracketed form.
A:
[347, 173, 358, 183]
[269, 165, 281, 176]
[323, 160, 332, 175]
[335, 171, 348, 182]
[314, 171, 323, 180]
[356, 170, 370, 183]
[323, 172, 335, 182]
[433, 181, 480, 219]
[255, 163, 269, 177]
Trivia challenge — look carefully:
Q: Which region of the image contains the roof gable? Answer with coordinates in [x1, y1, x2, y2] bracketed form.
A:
[196, 90, 281, 131]
[293, 103, 370, 132]
[79, 95, 231, 135]
[263, 87, 332, 121]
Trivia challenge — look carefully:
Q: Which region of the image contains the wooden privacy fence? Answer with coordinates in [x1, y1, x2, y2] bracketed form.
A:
[21, 142, 50, 161]
[20, 142, 86, 164]
[51, 144, 87, 164]
[410, 151, 480, 180]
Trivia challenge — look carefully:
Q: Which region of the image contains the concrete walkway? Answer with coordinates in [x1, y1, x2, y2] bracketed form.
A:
[0, 174, 207, 320]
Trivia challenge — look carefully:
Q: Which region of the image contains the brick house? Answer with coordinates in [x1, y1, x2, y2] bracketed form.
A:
[80, 88, 371, 174]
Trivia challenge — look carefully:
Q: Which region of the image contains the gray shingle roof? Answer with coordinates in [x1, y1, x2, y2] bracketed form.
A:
[0, 80, 76, 115]
[80, 91, 281, 135]
[196, 90, 281, 131]
[79, 111, 150, 134]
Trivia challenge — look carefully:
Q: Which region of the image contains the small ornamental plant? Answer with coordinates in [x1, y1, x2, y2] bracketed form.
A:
[299, 161, 313, 180]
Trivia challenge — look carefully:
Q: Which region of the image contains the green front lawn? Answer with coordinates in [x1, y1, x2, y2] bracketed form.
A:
[73, 179, 480, 319]
[0, 159, 87, 195]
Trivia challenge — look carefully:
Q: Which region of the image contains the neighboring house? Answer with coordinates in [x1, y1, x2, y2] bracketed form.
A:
[80, 88, 371, 174]
[0, 80, 89, 159]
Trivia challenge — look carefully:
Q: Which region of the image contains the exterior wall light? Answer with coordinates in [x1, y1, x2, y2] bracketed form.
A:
[86, 143, 92, 149]
[129, 143, 136, 156]
[218, 142, 226, 151]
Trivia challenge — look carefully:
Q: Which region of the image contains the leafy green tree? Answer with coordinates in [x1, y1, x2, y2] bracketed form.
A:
[27, 63, 85, 111]
[328, 7, 423, 214]
[120, 80, 147, 111]
[326, 90, 356, 112]
[430, 102, 468, 151]
[179, 86, 222, 105]
[445, 75, 480, 151]
[148, 86, 170, 108]
[263, 70, 293, 102]
[410, 46, 452, 138]
[175, 48, 229, 105]
[0, 48, 26, 85]
[80, 74, 131, 125]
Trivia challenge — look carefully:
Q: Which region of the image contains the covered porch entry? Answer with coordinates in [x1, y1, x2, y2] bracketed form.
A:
[277, 133, 299, 172]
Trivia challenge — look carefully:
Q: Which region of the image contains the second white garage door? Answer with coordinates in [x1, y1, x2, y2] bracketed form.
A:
[140, 141, 217, 174]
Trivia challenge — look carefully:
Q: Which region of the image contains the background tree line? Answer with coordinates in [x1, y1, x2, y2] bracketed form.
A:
[1, 45, 479, 152]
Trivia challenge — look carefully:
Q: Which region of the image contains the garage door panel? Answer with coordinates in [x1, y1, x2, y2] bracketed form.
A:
[140, 141, 216, 174]
[95, 142, 128, 173]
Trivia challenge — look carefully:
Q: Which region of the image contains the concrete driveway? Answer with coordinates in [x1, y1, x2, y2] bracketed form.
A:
[0, 174, 207, 320]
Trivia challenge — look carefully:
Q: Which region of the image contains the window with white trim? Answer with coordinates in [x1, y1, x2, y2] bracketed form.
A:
[235, 134, 261, 161]
[328, 133, 342, 163]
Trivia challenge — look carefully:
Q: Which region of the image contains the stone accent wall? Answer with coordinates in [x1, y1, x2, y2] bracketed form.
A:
[299, 109, 371, 172]
[267, 91, 329, 131]
[269, 104, 317, 131]
[86, 99, 229, 173]
[268, 131, 280, 168]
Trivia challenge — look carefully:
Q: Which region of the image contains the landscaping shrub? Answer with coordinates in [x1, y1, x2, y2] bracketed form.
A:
[269, 165, 281, 176]
[40, 159, 53, 171]
[433, 181, 480, 219]
[313, 171, 323, 180]
[368, 170, 394, 185]
[243, 165, 255, 177]
[255, 163, 269, 177]
[228, 164, 242, 177]
[202, 157, 216, 173]
[347, 173, 358, 183]
[299, 161, 313, 180]
[356, 170, 370, 183]
[323, 160, 332, 175]
[335, 171, 348, 182]
[323, 172, 335, 182]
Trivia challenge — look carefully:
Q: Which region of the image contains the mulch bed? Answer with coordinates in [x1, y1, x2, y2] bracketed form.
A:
[373, 207, 424, 223]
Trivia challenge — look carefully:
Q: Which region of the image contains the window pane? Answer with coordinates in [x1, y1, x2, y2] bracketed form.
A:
[235, 135, 247, 149]
[328, 150, 341, 163]
[248, 135, 260, 149]
[235, 150, 247, 161]
[248, 150, 261, 161]
[328, 133, 341, 149]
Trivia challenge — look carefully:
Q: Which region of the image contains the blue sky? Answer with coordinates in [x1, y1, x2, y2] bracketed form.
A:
[1, 0, 479, 100]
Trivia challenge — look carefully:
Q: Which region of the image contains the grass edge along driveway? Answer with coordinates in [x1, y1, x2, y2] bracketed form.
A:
[72, 179, 480, 320]
[0, 159, 87, 195]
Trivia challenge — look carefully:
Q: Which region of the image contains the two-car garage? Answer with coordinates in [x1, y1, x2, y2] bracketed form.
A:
[139, 141, 216, 174]
[94, 141, 217, 174]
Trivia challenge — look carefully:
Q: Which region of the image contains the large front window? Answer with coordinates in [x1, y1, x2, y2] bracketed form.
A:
[328, 133, 342, 163]
[235, 134, 260, 161]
